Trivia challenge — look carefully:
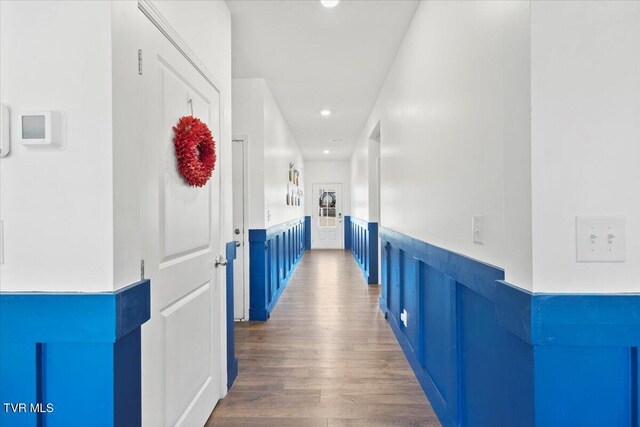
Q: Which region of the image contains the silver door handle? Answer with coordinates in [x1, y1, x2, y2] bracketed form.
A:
[215, 255, 228, 267]
[235, 241, 241, 247]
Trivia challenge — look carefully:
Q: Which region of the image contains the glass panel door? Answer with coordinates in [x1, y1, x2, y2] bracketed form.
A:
[318, 187, 337, 228]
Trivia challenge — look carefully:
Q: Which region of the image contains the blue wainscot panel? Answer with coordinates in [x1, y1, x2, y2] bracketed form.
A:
[530, 293, 640, 427]
[344, 215, 352, 249]
[347, 216, 378, 284]
[379, 227, 531, 427]
[225, 241, 238, 390]
[304, 216, 311, 251]
[249, 217, 306, 321]
[0, 280, 150, 427]
[380, 227, 640, 427]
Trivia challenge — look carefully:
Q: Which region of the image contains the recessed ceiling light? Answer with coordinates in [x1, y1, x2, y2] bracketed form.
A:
[323, 150, 330, 154]
[321, 0, 339, 8]
[320, 109, 331, 116]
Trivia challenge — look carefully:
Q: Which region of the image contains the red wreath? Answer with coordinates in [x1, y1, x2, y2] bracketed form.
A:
[173, 116, 217, 187]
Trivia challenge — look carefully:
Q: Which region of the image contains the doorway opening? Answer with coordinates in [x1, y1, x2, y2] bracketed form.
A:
[312, 183, 344, 249]
[370, 120, 381, 284]
[232, 136, 249, 320]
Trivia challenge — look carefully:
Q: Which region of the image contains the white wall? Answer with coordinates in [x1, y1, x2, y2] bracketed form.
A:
[353, 0, 639, 294]
[112, 0, 142, 290]
[233, 78, 304, 229]
[350, 128, 382, 223]
[501, 1, 532, 290]
[0, 0, 114, 292]
[350, 134, 370, 221]
[263, 84, 305, 226]
[368, 140, 380, 222]
[530, 1, 640, 293]
[352, 1, 527, 284]
[1, 0, 233, 293]
[233, 79, 265, 229]
[304, 160, 351, 218]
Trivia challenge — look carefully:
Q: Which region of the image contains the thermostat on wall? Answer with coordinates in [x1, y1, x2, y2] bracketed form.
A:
[18, 111, 61, 147]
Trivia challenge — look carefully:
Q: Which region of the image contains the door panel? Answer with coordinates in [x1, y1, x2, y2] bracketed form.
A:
[140, 11, 223, 427]
[162, 283, 212, 426]
[160, 62, 214, 261]
[311, 183, 343, 249]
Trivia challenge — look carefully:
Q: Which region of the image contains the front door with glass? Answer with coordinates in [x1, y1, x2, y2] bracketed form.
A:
[311, 183, 343, 249]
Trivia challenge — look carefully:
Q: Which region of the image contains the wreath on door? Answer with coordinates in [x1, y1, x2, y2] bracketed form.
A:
[173, 116, 217, 187]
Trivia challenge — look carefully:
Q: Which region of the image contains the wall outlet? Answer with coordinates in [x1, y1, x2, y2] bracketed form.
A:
[472, 215, 484, 244]
[576, 216, 626, 262]
[400, 309, 408, 328]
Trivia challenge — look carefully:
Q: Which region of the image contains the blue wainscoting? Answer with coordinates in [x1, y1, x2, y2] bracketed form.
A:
[380, 227, 640, 427]
[0, 280, 150, 427]
[249, 218, 306, 321]
[304, 216, 312, 251]
[225, 241, 238, 390]
[344, 215, 351, 249]
[530, 293, 640, 427]
[346, 216, 378, 284]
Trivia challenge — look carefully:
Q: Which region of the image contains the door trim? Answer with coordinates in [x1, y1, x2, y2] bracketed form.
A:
[232, 135, 250, 321]
[311, 183, 344, 249]
[138, 0, 223, 93]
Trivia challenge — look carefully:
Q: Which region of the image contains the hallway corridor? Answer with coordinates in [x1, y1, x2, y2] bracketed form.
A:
[207, 250, 439, 426]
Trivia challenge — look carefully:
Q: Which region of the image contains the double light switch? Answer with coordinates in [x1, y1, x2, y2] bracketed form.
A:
[576, 216, 626, 262]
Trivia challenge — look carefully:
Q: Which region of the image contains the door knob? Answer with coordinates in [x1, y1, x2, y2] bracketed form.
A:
[215, 255, 228, 267]
[235, 241, 241, 247]
[234, 228, 240, 235]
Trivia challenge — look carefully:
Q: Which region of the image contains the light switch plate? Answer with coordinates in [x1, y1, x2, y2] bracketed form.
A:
[472, 215, 484, 244]
[576, 216, 626, 262]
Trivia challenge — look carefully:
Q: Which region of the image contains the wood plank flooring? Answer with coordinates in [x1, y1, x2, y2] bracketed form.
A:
[206, 249, 440, 427]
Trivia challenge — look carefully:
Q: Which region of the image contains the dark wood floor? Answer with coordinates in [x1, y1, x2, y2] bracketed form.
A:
[207, 249, 440, 427]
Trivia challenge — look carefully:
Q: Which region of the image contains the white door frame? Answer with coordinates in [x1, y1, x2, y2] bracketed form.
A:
[139, 0, 228, 405]
[376, 155, 382, 285]
[311, 183, 344, 249]
[232, 135, 250, 321]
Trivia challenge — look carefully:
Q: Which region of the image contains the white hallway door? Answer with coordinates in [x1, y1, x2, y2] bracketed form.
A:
[140, 9, 225, 427]
[312, 183, 343, 249]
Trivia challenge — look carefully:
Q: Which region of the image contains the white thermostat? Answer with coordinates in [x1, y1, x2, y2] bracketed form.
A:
[0, 104, 9, 157]
[18, 111, 61, 147]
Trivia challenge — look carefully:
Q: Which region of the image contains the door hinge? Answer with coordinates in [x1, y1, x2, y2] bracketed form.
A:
[138, 49, 143, 75]
[140, 259, 145, 280]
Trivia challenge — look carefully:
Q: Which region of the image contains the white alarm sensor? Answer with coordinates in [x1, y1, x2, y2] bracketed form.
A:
[18, 111, 61, 147]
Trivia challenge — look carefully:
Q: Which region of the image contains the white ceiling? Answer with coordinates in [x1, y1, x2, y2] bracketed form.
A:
[227, 0, 419, 160]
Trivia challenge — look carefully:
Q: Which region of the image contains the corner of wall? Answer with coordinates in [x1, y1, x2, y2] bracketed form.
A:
[0, 0, 115, 292]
